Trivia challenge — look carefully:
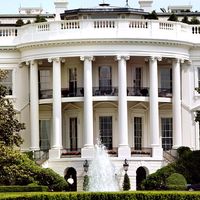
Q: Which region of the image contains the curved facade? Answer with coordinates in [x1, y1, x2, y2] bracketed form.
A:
[1, 1, 200, 190]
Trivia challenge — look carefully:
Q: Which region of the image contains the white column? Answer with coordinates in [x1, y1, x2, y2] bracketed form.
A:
[117, 55, 131, 158]
[80, 56, 94, 158]
[49, 58, 62, 158]
[149, 57, 162, 158]
[172, 58, 182, 149]
[30, 60, 39, 151]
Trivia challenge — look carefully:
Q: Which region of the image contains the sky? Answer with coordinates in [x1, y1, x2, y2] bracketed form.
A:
[0, 0, 200, 14]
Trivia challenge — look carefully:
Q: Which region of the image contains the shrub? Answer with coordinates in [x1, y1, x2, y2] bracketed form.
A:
[83, 175, 89, 191]
[141, 164, 176, 190]
[166, 173, 187, 190]
[123, 173, 131, 191]
[16, 19, 24, 26]
[35, 168, 68, 191]
[145, 10, 158, 20]
[0, 145, 68, 191]
[177, 146, 191, 158]
[168, 13, 178, 22]
[0, 185, 48, 192]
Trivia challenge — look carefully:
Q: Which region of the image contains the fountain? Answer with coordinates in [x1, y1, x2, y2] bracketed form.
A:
[88, 139, 120, 191]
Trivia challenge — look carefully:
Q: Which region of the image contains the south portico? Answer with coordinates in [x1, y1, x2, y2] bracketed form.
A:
[22, 54, 188, 160]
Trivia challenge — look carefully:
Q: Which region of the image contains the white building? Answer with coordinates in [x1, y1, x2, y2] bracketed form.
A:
[1, 0, 200, 191]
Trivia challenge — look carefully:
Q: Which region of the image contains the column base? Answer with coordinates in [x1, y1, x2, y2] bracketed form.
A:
[81, 146, 94, 158]
[49, 148, 61, 159]
[151, 146, 163, 159]
[118, 145, 131, 158]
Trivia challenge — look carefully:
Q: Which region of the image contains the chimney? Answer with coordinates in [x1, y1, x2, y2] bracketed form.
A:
[138, 0, 153, 12]
[54, 0, 68, 20]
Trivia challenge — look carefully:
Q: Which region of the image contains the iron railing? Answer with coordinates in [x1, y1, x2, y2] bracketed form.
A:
[93, 87, 118, 96]
[131, 147, 152, 157]
[127, 87, 149, 96]
[61, 148, 81, 158]
[158, 88, 172, 97]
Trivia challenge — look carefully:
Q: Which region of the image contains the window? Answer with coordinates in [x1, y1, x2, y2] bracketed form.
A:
[69, 68, 77, 96]
[161, 118, 173, 151]
[99, 66, 112, 94]
[134, 67, 142, 88]
[70, 117, 78, 150]
[134, 117, 142, 150]
[39, 120, 51, 150]
[99, 116, 112, 150]
[39, 70, 51, 98]
[198, 68, 200, 88]
[160, 68, 172, 90]
[0, 70, 12, 95]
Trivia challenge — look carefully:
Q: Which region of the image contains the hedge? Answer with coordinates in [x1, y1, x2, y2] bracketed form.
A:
[1, 191, 200, 200]
[0, 185, 48, 192]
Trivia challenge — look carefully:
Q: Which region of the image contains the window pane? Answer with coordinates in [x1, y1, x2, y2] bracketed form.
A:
[70, 117, 78, 150]
[99, 66, 112, 91]
[134, 117, 142, 150]
[0, 70, 12, 95]
[39, 120, 50, 150]
[161, 118, 173, 151]
[160, 68, 172, 89]
[99, 116, 112, 150]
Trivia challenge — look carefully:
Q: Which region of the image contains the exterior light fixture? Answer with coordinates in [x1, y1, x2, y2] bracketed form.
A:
[83, 159, 89, 173]
[123, 159, 129, 172]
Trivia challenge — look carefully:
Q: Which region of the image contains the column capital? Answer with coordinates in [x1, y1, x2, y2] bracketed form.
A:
[80, 56, 94, 62]
[116, 55, 130, 61]
[148, 56, 162, 62]
[172, 58, 184, 64]
[48, 57, 61, 63]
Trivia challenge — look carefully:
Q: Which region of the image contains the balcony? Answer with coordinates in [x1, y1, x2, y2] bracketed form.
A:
[39, 87, 172, 99]
[13, 19, 200, 47]
[131, 147, 152, 157]
[93, 87, 118, 96]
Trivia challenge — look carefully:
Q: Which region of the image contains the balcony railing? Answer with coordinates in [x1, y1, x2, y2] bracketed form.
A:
[127, 87, 149, 96]
[61, 87, 84, 97]
[61, 148, 81, 158]
[39, 89, 53, 99]
[39, 87, 172, 99]
[158, 88, 172, 98]
[2, 19, 200, 46]
[131, 147, 152, 157]
[93, 87, 118, 96]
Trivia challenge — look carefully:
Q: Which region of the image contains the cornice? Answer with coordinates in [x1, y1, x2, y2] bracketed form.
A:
[17, 38, 193, 51]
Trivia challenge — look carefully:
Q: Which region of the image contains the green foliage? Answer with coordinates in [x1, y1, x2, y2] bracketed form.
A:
[141, 164, 176, 190]
[168, 13, 178, 22]
[0, 145, 68, 191]
[123, 173, 131, 191]
[16, 19, 24, 26]
[166, 173, 187, 190]
[190, 16, 200, 24]
[34, 15, 47, 23]
[177, 146, 191, 158]
[145, 10, 158, 20]
[0, 70, 25, 147]
[0, 185, 48, 192]
[181, 15, 190, 24]
[35, 168, 68, 191]
[83, 175, 89, 191]
[2, 191, 200, 200]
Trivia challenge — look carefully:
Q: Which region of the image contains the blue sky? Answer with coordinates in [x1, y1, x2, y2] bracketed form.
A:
[0, 0, 200, 14]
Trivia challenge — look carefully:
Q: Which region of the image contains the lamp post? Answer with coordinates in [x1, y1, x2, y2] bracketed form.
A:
[123, 159, 129, 173]
[83, 159, 89, 173]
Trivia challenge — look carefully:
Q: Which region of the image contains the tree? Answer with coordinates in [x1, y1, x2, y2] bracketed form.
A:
[83, 175, 89, 191]
[168, 13, 178, 22]
[123, 173, 131, 191]
[0, 70, 25, 147]
[145, 10, 158, 20]
[190, 16, 200, 24]
[34, 15, 47, 23]
[16, 19, 24, 26]
[181, 15, 190, 24]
